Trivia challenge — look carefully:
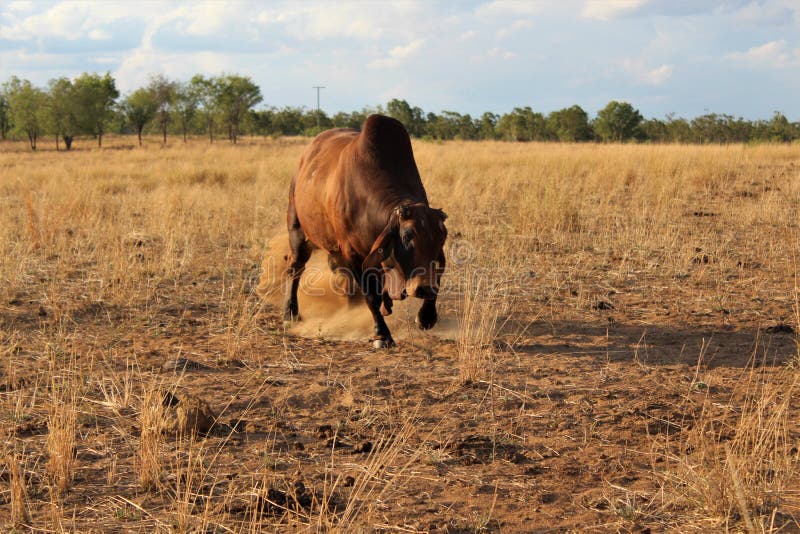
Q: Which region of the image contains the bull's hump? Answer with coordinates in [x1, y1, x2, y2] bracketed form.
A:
[358, 114, 415, 170]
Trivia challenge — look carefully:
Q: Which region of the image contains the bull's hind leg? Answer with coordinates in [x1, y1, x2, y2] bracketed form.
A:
[284, 203, 311, 322]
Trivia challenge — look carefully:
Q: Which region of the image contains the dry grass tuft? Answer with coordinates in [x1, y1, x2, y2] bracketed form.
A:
[23, 191, 42, 251]
[46, 400, 77, 494]
[139, 386, 167, 491]
[457, 268, 503, 384]
[9, 454, 30, 527]
[45, 353, 77, 494]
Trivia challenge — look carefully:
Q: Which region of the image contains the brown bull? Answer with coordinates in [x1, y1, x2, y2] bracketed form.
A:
[284, 114, 448, 348]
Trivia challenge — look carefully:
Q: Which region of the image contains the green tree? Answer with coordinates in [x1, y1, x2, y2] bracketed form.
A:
[191, 74, 220, 143]
[249, 108, 273, 136]
[0, 88, 10, 141]
[72, 72, 119, 147]
[48, 77, 80, 150]
[664, 114, 692, 143]
[640, 118, 668, 143]
[477, 112, 498, 140]
[547, 105, 593, 141]
[301, 109, 333, 136]
[594, 101, 643, 142]
[332, 110, 367, 129]
[272, 107, 305, 135]
[6, 77, 48, 150]
[496, 107, 547, 141]
[767, 112, 796, 142]
[174, 82, 200, 143]
[147, 74, 177, 144]
[214, 74, 263, 143]
[121, 88, 157, 146]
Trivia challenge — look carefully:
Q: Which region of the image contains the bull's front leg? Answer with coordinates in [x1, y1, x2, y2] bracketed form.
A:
[417, 297, 438, 330]
[360, 268, 395, 348]
[418, 252, 444, 330]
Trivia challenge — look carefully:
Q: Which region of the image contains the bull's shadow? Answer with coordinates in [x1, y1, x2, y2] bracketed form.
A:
[504, 319, 797, 369]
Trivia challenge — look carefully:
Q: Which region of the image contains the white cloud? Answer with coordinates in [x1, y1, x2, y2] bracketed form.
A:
[179, 1, 234, 35]
[643, 64, 673, 84]
[726, 40, 800, 68]
[114, 49, 228, 92]
[88, 29, 111, 41]
[582, 0, 647, 21]
[8, 1, 35, 12]
[621, 57, 673, 85]
[390, 39, 425, 59]
[90, 56, 119, 65]
[581, 0, 743, 21]
[368, 38, 425, 69]
[258, 3, 388, 41]
[0, 49, 67, 82]
[0, 1, 138, 40]
[475, 1, 542, 17]
[497, 19, 533, 38]
[471, 47, 516, 62]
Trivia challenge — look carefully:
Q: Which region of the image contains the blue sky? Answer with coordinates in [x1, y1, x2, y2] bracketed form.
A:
[1, 0, 799, 119]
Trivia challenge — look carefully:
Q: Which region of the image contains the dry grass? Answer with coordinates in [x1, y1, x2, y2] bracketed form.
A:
[456, 268, 504, 385]
[8, 453, 29, 527]
[138, 386, 166, 491]
[1, 135, 799, 531]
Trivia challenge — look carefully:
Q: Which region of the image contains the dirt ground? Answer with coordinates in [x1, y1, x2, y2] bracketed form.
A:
[1, 138, 799, 532]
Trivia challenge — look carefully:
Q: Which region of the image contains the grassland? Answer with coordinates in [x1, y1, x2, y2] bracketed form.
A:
[1, 135, 799, 532]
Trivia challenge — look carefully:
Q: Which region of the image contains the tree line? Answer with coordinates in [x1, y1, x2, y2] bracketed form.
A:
[1, 72, 798, 150]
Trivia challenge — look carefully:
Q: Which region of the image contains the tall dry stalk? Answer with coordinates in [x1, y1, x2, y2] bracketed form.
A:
[224, 284, 264, 363]
[24, 190, 42, 251]
[46, 355, 78, 494]
[46, 398, 77, 493]
[139, 387, 166, 491]
[2, 329, 18, 391]
[9, 454, 30, 526]
[457, 268, 503, 384]
[171, 437, 202, 533]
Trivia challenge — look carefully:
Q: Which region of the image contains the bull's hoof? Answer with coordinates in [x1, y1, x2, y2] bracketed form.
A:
[416, 306, 438, 330]
[371, 337, 396, 349]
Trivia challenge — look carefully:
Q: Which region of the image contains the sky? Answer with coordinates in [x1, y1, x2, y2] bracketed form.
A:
[1, 0, 799, 120]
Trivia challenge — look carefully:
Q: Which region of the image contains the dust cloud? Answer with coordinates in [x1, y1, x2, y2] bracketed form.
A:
[257, 233, 459, 343]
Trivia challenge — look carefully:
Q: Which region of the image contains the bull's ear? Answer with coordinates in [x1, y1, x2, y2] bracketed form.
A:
[362, 222, 396, 271]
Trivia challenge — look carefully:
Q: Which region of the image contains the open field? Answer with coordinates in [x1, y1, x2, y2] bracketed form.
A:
[1, 136, 799, 532]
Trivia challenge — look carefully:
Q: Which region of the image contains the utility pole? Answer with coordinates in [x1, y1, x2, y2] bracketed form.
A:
[313, 85, 325, 128]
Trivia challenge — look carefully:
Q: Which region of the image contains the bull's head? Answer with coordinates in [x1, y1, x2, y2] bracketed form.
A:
[363, 203, 448, 301]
